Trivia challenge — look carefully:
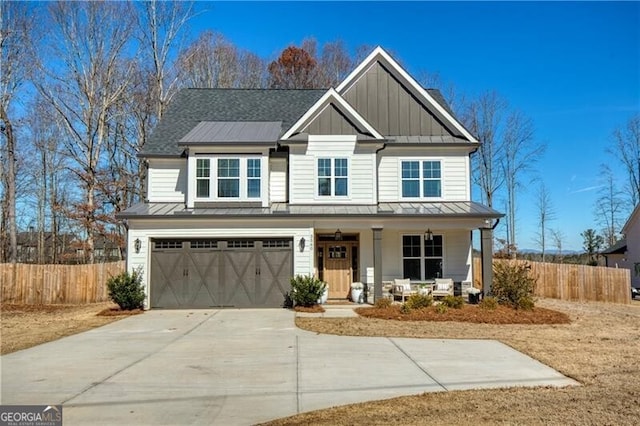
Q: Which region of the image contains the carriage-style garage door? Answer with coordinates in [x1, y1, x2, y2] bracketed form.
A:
[150, 238, 293, 308]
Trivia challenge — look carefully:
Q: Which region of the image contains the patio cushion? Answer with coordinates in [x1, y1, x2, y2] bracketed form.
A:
[436, 283, 450, 291]
[394, 278, 412, 291]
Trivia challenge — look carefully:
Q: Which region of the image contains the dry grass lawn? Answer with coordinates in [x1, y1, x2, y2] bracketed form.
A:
[0, 302, 135, 355]
[264, 298, 640, 425]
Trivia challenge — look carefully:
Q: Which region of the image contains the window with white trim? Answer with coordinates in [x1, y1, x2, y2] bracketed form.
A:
[401, 160, 441, 198]
[317, 158, 348, 197]
[195, 156, 261, 200]
[402, 235, 443, 280]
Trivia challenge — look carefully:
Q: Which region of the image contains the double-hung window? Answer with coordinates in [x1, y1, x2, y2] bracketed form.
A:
[317, 158, 348, 197]
[402, 235, 443, 280]
[401, 160, 441, 198]
[195, 156, 261, 200]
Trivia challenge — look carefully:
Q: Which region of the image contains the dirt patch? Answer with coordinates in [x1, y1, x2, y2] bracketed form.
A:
[96, 307, 144, 317]
[293, 305, 325, 313]
[355, 304, 570, 324]
[262, 299, 640, 425]
[1, 302, 129, 355]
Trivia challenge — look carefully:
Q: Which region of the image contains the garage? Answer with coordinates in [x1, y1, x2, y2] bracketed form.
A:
[149, 238, 293, 308]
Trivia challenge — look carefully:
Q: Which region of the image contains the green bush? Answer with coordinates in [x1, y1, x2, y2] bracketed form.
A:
[479, 296, 498, 310]
[441, 295, 464, 309]
[107, 269, 145, 310]
[374, 297, 392, 309]
[289, 275, 327, 307]
[492, 261, 536, 310]
[405, 293, 433, 310]
[435, 303, 448, 314]
[400, 303, 412, 314]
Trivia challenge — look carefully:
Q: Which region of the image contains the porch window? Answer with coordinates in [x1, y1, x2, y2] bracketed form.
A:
[401, 160, 442, 198]
[402, 235, 443, 280]
[318, 158, 348, 197]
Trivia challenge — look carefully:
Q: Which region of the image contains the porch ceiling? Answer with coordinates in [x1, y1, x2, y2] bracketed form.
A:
[118, 201, 503, 220]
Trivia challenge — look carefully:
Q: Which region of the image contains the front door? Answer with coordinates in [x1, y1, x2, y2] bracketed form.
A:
[317, 237, 359, 299]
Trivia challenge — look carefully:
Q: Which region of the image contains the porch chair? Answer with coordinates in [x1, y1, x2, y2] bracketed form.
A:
[432, 278, 454, 298]
[392, 278, 417, 302]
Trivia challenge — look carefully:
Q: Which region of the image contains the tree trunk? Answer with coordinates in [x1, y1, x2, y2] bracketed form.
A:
[0, 104, 18, 264]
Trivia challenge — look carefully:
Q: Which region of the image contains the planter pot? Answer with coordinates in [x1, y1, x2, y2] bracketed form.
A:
[350, 288, 363, 304]
[317, 285, 329, 305]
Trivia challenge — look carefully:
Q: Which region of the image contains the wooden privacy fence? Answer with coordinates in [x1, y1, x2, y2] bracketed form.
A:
[473, 258, 631, 304]
[0, 261, 125, 305]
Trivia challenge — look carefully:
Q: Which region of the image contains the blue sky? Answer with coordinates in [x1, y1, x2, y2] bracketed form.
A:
[189, 1, 639, 251]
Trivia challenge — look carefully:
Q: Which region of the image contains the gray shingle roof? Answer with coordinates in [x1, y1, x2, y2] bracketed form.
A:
[142, 89, 326, 157]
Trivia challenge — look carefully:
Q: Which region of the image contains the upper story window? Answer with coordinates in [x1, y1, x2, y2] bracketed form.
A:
[401, 160, 441, 198]
[318, 158, 348, 197]
[196, 156, 261, 200]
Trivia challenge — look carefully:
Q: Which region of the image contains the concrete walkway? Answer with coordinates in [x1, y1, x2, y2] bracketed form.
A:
[1, 309, 578, 425]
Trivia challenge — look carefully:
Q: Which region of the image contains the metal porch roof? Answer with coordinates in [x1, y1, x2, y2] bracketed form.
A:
[118, 201, 503, 220]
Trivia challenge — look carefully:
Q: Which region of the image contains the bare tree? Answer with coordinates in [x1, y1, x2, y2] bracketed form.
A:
[136, 0, 194, 120]
[317, 40, 352, 88]
[534, 182, 555, 262]
[176, 31, 241, 88]
[464, 91, 507, 209]
[0, 1, 31, 263]
[237, 51, 266, 89]
[550, 228, 565, 263]
[608, 114, 640, 209]
[34, 1, 136, 263]
[501, 109, 543, 252]
[593, 164, 625, 247]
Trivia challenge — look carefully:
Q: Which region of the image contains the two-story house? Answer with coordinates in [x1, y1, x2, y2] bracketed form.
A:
[118, 47, 502, 309]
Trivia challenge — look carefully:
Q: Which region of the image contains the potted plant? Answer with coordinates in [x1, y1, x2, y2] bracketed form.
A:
[418, 283, 432, 296]
[350, 282, 364, 303]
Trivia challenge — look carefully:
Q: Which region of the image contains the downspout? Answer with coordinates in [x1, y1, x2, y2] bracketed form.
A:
[375, 143, 387, 204]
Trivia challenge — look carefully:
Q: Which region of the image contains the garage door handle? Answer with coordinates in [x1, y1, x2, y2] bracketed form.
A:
[256, 267, 260, 276]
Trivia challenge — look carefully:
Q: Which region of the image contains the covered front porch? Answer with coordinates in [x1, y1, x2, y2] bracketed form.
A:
[310, 210, 499, 303]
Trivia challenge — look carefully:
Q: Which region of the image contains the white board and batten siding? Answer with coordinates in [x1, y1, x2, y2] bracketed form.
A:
[378, 148, 471, 202]
[289, 135, 377, 205]
[147, 159, 187, 202]
[380, 229, 473, 283]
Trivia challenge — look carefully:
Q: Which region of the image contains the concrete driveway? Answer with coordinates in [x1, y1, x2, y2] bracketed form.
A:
[1, 309, 578, 425]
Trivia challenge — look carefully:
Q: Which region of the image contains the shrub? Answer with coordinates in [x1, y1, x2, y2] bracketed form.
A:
[107, 269, 145, 311]
[374, 297, 392, 309]
[400, 303, 412, 314]
[492, 261, 536, 310]
[441, 295, 464, 309]
[289, 275, 327, 307]
[435, 303, 448, 314]
[479, 296, 498, 310]
[405, 293, 433, 310]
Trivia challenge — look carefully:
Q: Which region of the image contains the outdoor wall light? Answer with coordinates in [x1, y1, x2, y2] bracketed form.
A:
[134, 238, 141, 254]
[425, 229, 433, 241]
[334, 229, 343, 241]
[299, 237, 306, 252]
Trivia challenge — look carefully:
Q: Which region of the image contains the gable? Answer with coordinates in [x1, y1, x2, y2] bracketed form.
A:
[337, 47, 477, 143]
[281, 88, 383, 140]
[302, 104, 367, 136]
[341, 61, 456, 137]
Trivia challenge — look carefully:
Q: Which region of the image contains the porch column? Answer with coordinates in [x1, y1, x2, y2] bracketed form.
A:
[480, 227, 493, 296]
[373, 227, 383, 300]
